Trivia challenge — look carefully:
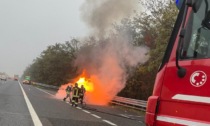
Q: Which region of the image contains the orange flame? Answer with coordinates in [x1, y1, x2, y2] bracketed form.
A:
[74, 70, 114, 105]
[56, 69, 117, 105]
[76, 77, 94, 92]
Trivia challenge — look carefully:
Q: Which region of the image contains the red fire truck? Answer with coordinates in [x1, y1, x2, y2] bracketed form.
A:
[146, 0, 210, 125]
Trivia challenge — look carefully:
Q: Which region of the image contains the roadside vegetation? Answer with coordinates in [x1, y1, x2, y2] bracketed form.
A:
[22, 0, 178, 100]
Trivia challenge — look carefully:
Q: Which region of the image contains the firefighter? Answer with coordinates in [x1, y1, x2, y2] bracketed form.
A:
[79, 85, 86, 105]
[63, 84, 72, 102]
[72, 83, 80, 107]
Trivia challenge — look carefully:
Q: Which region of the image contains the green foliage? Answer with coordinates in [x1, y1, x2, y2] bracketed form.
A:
[118, 1, 179, 100]
[22, 1, 179, 100]
[22, 40, 79, 86]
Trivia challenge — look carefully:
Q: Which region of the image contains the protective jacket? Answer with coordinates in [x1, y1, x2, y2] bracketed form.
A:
[72, 87, 79, 97]
[66, 86, 72, 94]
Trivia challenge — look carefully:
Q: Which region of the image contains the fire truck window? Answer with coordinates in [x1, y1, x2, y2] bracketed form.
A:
[181, 0, 210, 59]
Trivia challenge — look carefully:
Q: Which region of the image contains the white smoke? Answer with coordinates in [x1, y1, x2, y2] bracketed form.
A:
[74, 0, 149, 105]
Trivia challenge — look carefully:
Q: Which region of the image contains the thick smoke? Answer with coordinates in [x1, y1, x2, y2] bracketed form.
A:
[71, 0, 148, 105]
[75, 35, 149, 105]
[80, 0, 139, 37]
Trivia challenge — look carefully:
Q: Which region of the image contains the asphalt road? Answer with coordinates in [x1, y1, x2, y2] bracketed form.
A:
[0, 80, 145, 126]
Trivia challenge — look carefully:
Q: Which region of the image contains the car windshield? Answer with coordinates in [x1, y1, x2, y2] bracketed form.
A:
[181, 0, 210, 59]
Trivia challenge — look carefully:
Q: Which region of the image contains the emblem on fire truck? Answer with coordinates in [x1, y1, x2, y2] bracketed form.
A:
[190, 71, 207, 87]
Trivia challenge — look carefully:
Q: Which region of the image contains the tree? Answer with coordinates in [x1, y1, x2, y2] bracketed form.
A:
[22, 1, 179, 100]
[118, 1, 179, 99]
[22, 39, 79, 86]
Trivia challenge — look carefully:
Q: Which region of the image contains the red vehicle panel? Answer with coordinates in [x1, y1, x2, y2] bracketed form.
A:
[146, 0, 210, 125]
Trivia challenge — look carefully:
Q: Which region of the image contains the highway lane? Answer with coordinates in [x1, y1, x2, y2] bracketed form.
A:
[0, 80, 145, 126]
[0, 80, 33, 126]
[27, 86, 145, 126]
[34, 87, 145, 124]
[22, 82, 108, 126]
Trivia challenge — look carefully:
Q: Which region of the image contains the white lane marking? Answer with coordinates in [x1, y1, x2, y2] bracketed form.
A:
[119, 114, 129, 118]
[91, 114, 101, 119]
[18, 82, 43, 126]
[103, 120, 117, 126]
[36, 88, 72, 105]
[82, 110, 91, 114]
[76, 107, 82, 109]
[36, 87, 69, 104]
[37, 87, 117, 126]
[120, 114, 142, 117]
[157, 115, 210, 126]
[172, 94, 210, 104]
[36, 88, 55, 97]
[139, 121, 143, 123]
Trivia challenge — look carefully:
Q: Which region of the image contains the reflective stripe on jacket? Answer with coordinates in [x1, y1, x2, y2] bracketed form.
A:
[72, 87, 79, 97]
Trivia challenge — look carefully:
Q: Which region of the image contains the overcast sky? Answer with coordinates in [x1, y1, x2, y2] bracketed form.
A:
[0, 0, 88, 76]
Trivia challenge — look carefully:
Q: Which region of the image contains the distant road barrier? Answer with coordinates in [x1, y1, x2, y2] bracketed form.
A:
[32, 82, 59, 90]
[32, 82, 147, 111]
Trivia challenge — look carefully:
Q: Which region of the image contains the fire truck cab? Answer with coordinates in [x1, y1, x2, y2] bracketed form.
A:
[146, 0, 210, 125]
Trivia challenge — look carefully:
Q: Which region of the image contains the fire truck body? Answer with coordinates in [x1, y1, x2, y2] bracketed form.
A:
[146, 0, 210, 125]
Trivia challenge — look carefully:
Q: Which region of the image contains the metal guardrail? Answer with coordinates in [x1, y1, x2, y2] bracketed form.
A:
[33, 82, 59, 89]
[111, 96, 147, 111]
[32, 82, 147, 111]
